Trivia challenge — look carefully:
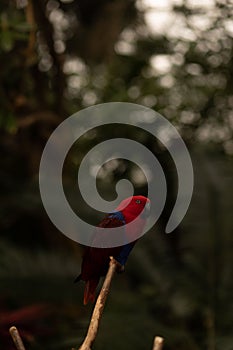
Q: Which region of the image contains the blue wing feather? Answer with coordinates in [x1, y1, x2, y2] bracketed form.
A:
[115, 242, 135, 266]
[108, 211, 126, 224]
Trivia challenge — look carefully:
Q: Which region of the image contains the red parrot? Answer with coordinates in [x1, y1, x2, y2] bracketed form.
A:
[75, 195, 150, 305]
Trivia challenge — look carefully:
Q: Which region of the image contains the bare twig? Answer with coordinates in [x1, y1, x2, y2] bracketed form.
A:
[153, 336, 164, 350]
[9, 326, 26, 350]
[8, 263, 165, 350]
[78, 257, 120, 350]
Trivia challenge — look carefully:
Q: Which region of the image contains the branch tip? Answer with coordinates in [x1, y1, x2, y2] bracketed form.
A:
[9, 326, 26, 350]
[153, 336, 164, 350]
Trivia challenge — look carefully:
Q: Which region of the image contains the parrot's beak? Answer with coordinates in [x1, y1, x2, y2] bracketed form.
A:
[141, 201, 150, 218]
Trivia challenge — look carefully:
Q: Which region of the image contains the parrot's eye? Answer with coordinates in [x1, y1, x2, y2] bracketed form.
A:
[135, 199, 141, 204]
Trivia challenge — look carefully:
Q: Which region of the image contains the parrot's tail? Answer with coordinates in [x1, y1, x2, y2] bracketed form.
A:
[84, 279, 99, 305]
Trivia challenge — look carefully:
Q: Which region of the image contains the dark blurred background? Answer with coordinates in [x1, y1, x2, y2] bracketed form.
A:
[0, 0, 233, 349]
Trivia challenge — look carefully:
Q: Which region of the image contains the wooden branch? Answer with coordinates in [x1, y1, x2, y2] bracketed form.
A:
[152, 336, 164, 350]
[78, 257, 120, 350]
[8, 263, 165, 350]
[9, 326, 26, 350]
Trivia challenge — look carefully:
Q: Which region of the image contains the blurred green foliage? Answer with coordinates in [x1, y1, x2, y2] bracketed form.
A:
[0, 0, 233, 349]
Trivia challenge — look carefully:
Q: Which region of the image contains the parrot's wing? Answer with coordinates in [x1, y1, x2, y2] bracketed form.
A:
[94, 210, 126, 247]
[97, 211, 136, 266]
[79, 212, 126, 281]
[95, 211, 136, 265]
[98, 210, 126, 227]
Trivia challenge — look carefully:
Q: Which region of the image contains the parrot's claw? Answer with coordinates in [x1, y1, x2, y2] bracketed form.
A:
[109, 256, 125, 273]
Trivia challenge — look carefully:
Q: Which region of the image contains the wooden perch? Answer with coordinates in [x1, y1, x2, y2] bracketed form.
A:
[9, 258, 165, 350]
[153, 336, 164, 350]
[9, 326, 26, 350]
[78, 257, 120, 350]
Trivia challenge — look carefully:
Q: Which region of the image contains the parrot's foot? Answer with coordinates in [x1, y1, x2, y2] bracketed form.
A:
[109, 256, 125, 273]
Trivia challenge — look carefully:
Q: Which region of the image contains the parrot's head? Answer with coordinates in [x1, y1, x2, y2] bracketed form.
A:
[116, 195, 150, 223]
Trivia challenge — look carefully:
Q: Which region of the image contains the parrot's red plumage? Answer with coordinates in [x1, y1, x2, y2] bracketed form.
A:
[76, 195, 150, 305]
